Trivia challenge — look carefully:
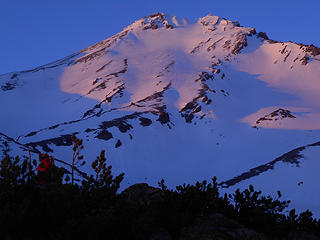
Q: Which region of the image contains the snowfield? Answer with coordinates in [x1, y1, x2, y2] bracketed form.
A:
[1, 13, 320, 217]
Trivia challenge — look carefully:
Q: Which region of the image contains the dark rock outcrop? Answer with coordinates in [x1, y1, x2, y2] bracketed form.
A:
[122, 183, 162, 205]
[255, 108, 296, 125]
[305, 44, 320, 56]
[257, 32, 269, 40]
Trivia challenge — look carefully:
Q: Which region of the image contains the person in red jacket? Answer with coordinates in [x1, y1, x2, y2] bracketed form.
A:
[37, 153, 54, 185]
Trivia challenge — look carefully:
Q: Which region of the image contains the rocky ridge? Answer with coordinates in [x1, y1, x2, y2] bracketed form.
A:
[1, 13, 320, 216]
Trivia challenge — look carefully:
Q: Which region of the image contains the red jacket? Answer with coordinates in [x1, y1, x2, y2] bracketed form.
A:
[37, 154, 53, 172]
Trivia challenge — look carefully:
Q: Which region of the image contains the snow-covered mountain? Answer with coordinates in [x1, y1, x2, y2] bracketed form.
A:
[1, 13, 320, 216]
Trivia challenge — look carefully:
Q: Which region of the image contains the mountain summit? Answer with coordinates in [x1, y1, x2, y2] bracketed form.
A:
[1, 13, 320, 216]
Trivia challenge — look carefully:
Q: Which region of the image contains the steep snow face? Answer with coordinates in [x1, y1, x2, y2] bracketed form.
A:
[222, 142, 320, 216]
[1, 13, 320, 217]
[60, 13, 254, 113]
[235, 38, 320, 130]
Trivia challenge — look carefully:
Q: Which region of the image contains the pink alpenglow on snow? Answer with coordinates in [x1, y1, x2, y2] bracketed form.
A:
[1, 13, 320, 217]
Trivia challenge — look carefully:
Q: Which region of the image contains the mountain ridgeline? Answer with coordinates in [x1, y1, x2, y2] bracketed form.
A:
[1, 12, 320, 217]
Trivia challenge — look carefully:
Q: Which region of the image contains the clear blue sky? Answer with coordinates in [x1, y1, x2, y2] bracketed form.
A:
[1, 0, 319, 74]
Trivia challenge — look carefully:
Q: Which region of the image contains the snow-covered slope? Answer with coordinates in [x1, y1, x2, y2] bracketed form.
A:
[1, 13, 320, 216]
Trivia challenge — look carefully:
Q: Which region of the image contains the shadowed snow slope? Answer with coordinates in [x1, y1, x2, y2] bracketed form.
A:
[1, 13, 320, 217]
